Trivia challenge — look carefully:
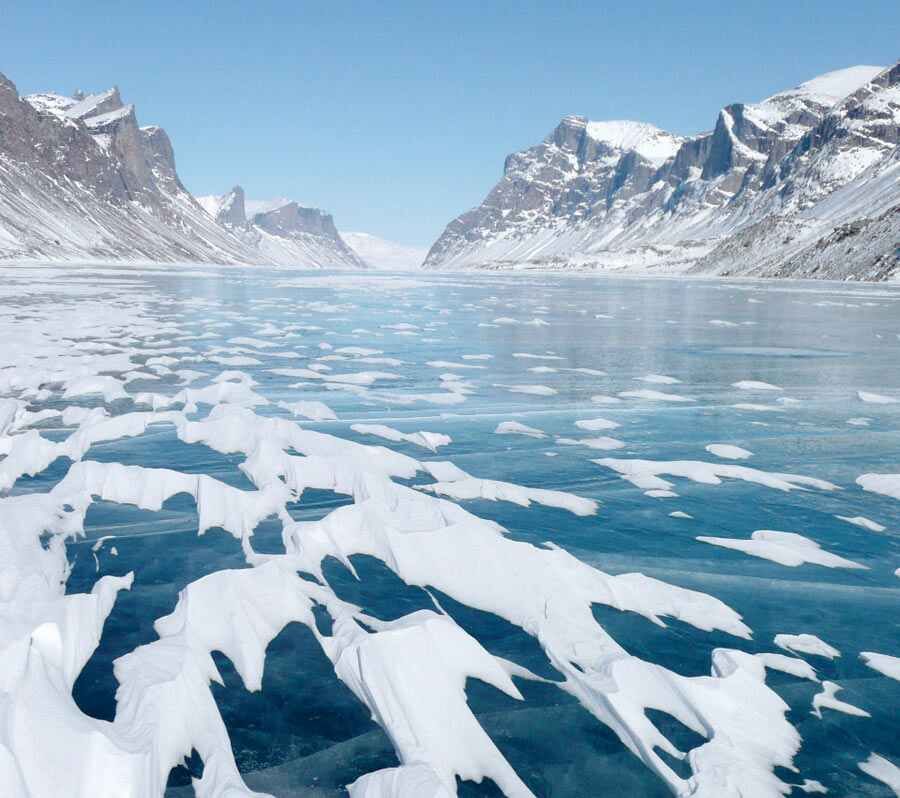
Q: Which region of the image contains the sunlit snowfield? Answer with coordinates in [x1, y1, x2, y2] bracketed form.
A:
[2, 264, 899, 798]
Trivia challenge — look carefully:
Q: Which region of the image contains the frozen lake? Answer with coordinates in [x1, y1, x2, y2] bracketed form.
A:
[2, 265, 899, 797]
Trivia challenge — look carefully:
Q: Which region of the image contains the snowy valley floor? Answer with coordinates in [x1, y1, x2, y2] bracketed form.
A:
[1, 265, 899, 798]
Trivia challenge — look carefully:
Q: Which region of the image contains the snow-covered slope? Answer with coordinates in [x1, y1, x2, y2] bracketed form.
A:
[0, 74, 365, 269]
[424, 63, 900, 281]
[196, 186, 367, 269]
[340, 231, 427, 269]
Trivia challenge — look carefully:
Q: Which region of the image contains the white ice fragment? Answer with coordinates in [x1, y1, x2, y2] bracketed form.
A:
[62, 375, 128, 402]
[208, 354, 261, 366]
[594, 458, 838, 494]
[422, 461, 469, 482]
[276, 400, 338, 421]
[61, 406, 109, 427]
[513, 352, 564, 361]
[638, 374, 681, 384]
[575, 418, 620, 431]
[493, 384, 558, 396]
[811, 681, 870, 718]
[859, 651, 900, 682]
[336, 346, 382, 356]
[272, 367, 401, 386]
[419, 477, 597, 516]
[328, 612, 534, 797]
[733, 380, 783, 391]
[619, 389, 693, 402]
[590, 394, 623, 404]
[352, 424, 451, 452]
[697, 531, 866, 569]
[426, 360, 486, 369]
[212, 369, 258, 386]
[856, 473, 900, 500]
[774, 634, 841, 660]
[795, 779, 828, 794]
[705, 444, 753, 460]
[858, 753, 900, 796]
[348, 764, 454, 798]
[858, 391, 898, 404]
[755, 652, 819, 682]
[836, 515, 886, 532]
[495, 421, 546, 438]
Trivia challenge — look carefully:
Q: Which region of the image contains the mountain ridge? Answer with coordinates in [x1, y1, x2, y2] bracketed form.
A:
[423, 62, 900, 280]
[0, 74, 365, 268]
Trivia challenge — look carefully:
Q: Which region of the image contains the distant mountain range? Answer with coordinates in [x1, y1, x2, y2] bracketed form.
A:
[339, 232, 427, 271]
[424, 63, 900, 280]
[1, 64, 898, 279]
[0, 75, 366, 267]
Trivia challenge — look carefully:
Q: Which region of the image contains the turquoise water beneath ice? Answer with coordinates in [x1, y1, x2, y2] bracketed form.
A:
[11, 266, 898, 796]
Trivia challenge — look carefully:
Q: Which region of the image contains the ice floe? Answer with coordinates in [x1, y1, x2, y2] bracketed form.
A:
[696, 531, 866, 569]
[774, 634, 841, 660]
[618, 389, 693, 402]
[419, 476, 597, 516]
[733, 380, 783, 391]
[351, 423, 451, 452]
[593, 458, 839, 494]
[811, 681, 870, 719]
[276, 399, 338, 421]
[860, 651, 900, 682]
[495, 421, 546, 438]
[493, 384, 558, 396]
[856, 473, 900, 500]
[836, 515, 886, 532]
[857, 391, 898, 404]
[705, 444, 753, 460]
[575, 417, 620, 431]
[858, 753, 900, 795]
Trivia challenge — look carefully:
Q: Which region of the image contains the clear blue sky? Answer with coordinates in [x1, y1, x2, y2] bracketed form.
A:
[3, 1, 898, 246]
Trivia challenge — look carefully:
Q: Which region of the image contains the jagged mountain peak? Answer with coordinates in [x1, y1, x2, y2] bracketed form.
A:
[425, 59, 900, 280]
[0, 70, 367, 269]
[252, 201, 338, 237]
[65, 87, 123, 121]
[197, 186, 247, 227]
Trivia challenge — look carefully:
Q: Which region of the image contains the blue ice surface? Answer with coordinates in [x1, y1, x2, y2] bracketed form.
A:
[19, 266, 896, 796]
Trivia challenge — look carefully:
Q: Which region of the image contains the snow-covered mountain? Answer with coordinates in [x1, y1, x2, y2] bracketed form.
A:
[0, 75, 365, 268]
[424, 63, 900, 280]
[340, 231, 427, 269]
[196, 186, 366, 268]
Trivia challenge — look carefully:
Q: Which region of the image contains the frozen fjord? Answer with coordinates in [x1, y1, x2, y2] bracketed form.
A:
[0, 265, 899, 798]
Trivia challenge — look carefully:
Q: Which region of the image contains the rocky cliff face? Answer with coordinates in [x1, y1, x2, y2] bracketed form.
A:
[424, 63, 900, 281]
[0, 74, 366, 268]
[195, 187, 367, 268]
